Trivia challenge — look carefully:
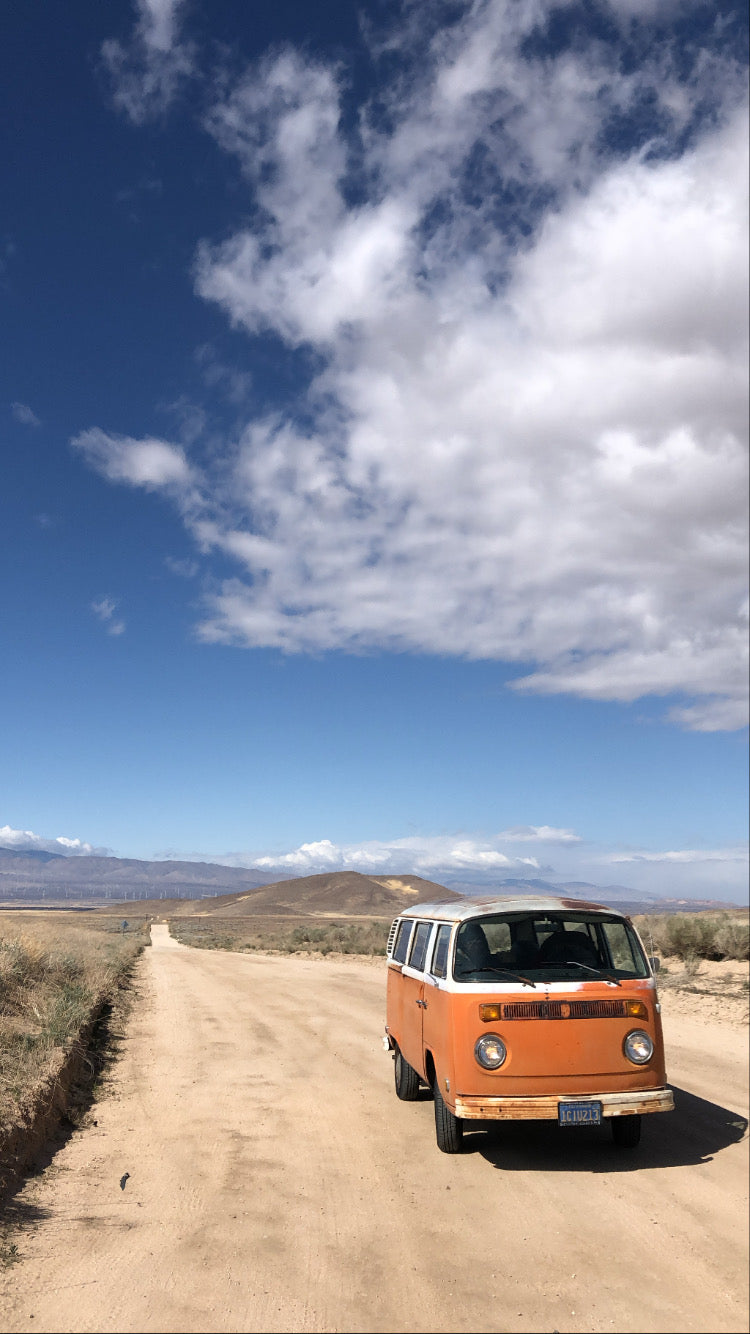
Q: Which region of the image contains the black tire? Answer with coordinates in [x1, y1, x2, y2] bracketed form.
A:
[434, 1080, 463, 1153]
[394, 1047, 421, 1101]
[611, 1114, 641, 1147]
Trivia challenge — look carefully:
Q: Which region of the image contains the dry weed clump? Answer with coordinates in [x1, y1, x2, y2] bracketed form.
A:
[168, 916, 391, 957]
[0, 913, 148, 1128]
[633, 910, 749, 963]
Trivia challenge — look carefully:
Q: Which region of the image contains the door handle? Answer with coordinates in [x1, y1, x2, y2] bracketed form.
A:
[415, 998, 427, 1008]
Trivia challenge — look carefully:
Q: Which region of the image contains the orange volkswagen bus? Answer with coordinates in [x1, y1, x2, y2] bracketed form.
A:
[384, 896, 673, 1153]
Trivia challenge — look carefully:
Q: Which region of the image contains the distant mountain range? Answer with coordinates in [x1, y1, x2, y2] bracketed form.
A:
[437, 876, 739, 914]
[0, 846, 67, 865]
[0, 846, 739, 914]
[0, 848, 279, 900]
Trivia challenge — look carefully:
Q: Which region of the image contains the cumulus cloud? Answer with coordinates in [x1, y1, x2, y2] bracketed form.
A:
[11, 401, 41, 427]
[251, 834, 548, 876]
[83, 1, 748, 729]
[91, 595, 126, 636]
[102, 0, 194, 123]
[0, 824, 101, 856]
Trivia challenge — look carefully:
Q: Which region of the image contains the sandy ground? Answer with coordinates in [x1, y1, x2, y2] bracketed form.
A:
[0, 926, 747, 1334]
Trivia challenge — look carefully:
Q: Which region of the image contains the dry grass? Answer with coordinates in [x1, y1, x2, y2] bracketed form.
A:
[0, 912, 149, 1127]
[167, 914, 392, 957]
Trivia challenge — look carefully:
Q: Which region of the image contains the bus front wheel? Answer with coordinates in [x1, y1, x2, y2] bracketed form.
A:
[434, 1081, 463, 1153]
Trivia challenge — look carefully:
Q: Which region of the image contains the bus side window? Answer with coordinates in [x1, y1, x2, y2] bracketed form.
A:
[392, 920, 413, 964]
[408, 922, 433, 972]
[430, 924, 452, 978]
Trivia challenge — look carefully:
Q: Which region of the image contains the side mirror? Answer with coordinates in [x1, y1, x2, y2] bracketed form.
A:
[648, 955, 661, 974]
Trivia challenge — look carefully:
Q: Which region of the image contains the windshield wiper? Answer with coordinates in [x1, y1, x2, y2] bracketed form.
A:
[552, 960, 621, 987]
[457, 965, 537, 989]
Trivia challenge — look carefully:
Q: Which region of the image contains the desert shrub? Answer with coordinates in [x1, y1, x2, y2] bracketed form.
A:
[712, 917, 749, 961]
[634, 911, 749, 962]
[682, 951, 701, 977]
[665, 915, 716, 959]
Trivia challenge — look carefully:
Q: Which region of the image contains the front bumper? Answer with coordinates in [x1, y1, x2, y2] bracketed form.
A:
[453, 1087, 674, 1120]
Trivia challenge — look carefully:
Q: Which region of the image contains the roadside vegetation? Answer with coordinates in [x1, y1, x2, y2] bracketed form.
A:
[167, 915, 391, 957]
[0, 913, 149, 1146]
[632, 910, 748, 1011]
[168, 909, 749, 967]
[633, 910, 749, 964]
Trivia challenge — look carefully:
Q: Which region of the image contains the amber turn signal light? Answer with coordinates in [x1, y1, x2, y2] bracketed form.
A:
[625, 1000, 648, 1019]
[479, 1004, 503, 1022]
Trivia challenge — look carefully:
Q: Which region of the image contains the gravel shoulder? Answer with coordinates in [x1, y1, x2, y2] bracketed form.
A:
[0, 928, 747, 1334]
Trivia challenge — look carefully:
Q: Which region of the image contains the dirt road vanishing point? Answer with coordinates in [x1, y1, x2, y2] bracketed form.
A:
[1, 924, 747, 1334]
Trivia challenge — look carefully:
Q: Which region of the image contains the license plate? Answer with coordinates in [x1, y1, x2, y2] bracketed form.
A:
[558, 1100, 602, 1126]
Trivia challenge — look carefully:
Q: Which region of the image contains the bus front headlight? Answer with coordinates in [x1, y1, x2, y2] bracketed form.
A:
[623, 1029, 653, 1064]
[474, 1034, 507, 1069]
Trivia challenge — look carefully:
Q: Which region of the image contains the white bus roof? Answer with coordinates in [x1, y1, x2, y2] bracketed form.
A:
[396, 896, 629, 923]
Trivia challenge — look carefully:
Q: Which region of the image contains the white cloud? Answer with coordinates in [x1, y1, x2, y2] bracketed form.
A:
[92, 595, 126, 636]
[11, 401, 41, 427]
[136, 0, 183, 53]
[102, 0, 194, 124]
[0, 824, 100, 856]
[252, 834, 546, 876]
[254, 839, 344, 871]
[73, 429, 195, 493]
[237, 830, 748, 900]
[606, 847, 748, 865]
[592, 842, 750, 901]
[84, 3, 748, 730]
[666, 694, 750, 733]
[497, 826, 582, 844]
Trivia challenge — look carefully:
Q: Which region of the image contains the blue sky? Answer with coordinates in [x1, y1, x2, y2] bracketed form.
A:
[1, 1, 748, 901]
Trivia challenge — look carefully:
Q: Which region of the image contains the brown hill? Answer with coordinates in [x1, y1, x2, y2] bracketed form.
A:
[118, 871, 460, 919]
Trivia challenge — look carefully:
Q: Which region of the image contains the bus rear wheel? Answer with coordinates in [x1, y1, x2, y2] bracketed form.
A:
[394, 1047, 421, 1101]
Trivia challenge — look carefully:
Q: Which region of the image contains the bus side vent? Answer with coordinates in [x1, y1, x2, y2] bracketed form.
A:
[386, 918, 400, 958]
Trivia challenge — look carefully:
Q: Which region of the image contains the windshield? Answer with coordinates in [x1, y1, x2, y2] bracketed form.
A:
[453, 911, 649, 984]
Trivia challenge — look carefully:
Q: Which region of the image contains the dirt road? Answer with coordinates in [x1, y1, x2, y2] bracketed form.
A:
[0, 926, 747, 1334]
